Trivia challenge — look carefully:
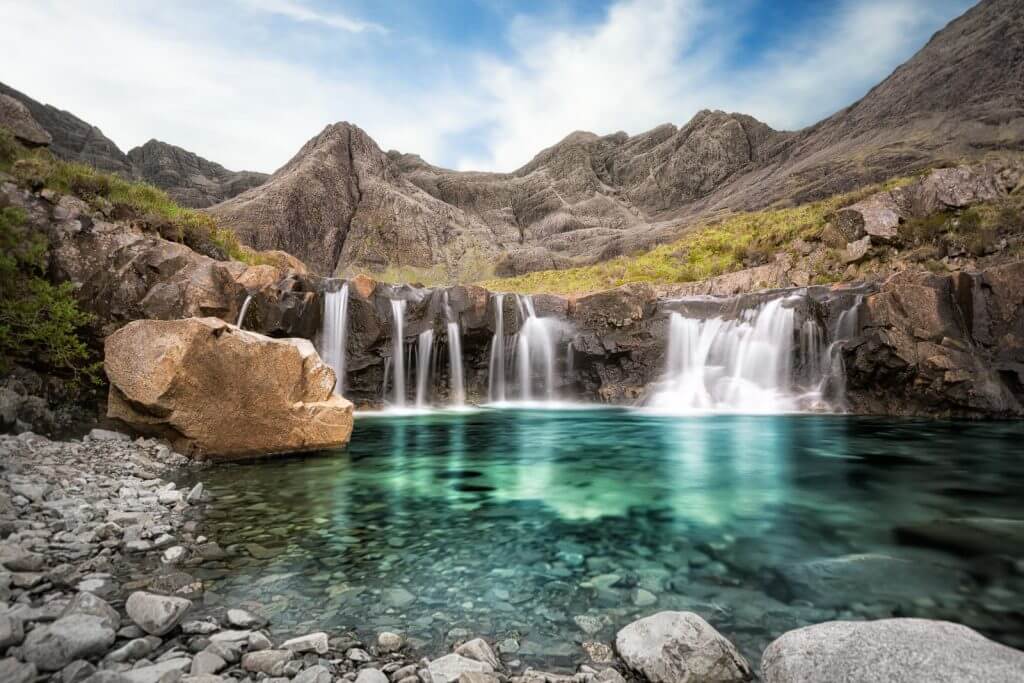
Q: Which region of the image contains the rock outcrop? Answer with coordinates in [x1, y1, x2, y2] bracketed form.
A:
[760, 619, 1024, 682]
[127, 139, 268, 208]
[104, 318, 353, 459]
[0, 94, 51, 147]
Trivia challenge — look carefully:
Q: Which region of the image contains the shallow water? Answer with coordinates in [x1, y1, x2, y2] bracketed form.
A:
[192, 409, 1024, 669]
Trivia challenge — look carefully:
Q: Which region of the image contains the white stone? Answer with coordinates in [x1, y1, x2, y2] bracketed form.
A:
[283, 631, 329, 654]
[428, 654, 494, 683]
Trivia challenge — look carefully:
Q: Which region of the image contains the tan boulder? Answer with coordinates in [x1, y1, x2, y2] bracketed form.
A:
[104, 317, 353, 459]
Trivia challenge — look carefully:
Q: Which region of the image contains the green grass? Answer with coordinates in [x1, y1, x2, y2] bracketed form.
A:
[0, 127, 259, 264]
[479, 176, 914, 295]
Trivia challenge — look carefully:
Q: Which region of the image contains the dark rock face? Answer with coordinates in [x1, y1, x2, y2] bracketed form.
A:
[0, 82, 132, 175]
[126, 140, 268, 208]
[209, 0, 1024, 277]
[844, 263, 1024, 417]
[0, 82, 266, 208]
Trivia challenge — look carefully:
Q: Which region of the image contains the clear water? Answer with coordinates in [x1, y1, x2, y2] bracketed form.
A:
[191, 410, 1024, 669]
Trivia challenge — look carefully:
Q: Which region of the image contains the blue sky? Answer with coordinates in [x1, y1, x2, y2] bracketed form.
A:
[2, 0, 974, 173]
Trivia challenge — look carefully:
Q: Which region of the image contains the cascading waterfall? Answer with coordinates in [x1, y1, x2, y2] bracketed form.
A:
[236, 295, 254, 329]
[446, 321, 465, 406]
[650, 293, 862, 413]
[488, 293, 506, 402]
[389, 299, 407, 407]
[415, 330, 435, 408]
[515, 295, 557, 401]
[319, 283, 349, 395]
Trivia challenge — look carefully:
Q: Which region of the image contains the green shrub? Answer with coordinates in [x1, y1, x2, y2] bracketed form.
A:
[0, 207, 100, 392]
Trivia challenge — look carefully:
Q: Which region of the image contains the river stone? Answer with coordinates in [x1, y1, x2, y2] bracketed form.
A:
[0, 657, 37, 683]
[191, 650, 227, 675]
[455, 638, 499, 669]
[0, 543, 45, 572]
[768, 554, 964, 607]
[615, 611, 752, 683]
[382, 587, 416, 607]
[63, 591, 121, 630]
[242, 649, 293, 674]
[122, 657, 192, 683]
[0, 613, 24, 649]
[355, 668, 389, 683]
[429, 654, 495, 683]
[22, 614, 117, 671]
[282, 631, 329, 654]
[226, 608, 265, 628]
[295, 665, 333, 683]
[125, 591, 192, 636]
[60, 659, 96, 683]
[104, 318, 354, 459]
[761, 619, 1024, 682]
[377, 631, 404, 653]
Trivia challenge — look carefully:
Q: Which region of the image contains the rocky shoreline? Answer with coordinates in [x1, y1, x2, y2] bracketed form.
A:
[3, 433, 1024, 683]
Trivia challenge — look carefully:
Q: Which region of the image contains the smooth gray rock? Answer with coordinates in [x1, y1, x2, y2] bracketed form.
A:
[282, 631, 328, 654]
[241, 649, 293, 674]
[355, 668, 389, 683]
[122, 657, 191, 683]
[60, 659, 96, 683]
[105, 637, 160, 663]
[226, 608, 264, 628]
[190, 650, 227, 675]
[125, 591, 192, 636]
[454, 638, 499, 670]
[761, 619, 1024, 682]
[377, 630, 404, 653]
[22, 614, 117, 671]
[0, 613, 24, 649]
[429, 654, 494, 683]
[615, 611, 752, 683]
[0, 657, 38, 683]
[63, 591, 121, 630]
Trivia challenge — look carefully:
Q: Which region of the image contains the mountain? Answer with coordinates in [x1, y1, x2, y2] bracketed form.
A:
[0, 82, 266, 208]
[126, 140, 268, 208]
[210, 0, 1024, 278]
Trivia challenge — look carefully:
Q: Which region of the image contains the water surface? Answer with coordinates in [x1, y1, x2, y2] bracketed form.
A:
[192, 409, 1024, 668]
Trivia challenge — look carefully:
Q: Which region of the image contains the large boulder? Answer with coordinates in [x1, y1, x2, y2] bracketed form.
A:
[21, 614, 116, 671]
[761, 619, 1024, 682]
[105, 318, 353, 459]
[615, 611, 753, 683]
[125, 592, 192, 636]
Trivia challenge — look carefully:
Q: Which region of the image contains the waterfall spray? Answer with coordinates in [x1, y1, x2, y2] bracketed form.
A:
[319, 283, 349, 395]
[389, 299, 407, 407]
[415, 329, 434, 408]
[447, 321, 465, 406]
[488, 293, 506, 402]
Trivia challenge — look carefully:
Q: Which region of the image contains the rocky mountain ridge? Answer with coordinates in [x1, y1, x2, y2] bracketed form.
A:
[0, 83, 267, 208]
[209, 0, 1024, 277]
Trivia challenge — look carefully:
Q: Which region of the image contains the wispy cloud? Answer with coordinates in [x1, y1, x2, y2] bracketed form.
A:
[240, 0, 387, 34]
[0, 0, 973, 174]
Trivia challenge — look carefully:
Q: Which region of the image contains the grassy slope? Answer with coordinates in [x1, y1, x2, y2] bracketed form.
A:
[478, 178, 917, 296]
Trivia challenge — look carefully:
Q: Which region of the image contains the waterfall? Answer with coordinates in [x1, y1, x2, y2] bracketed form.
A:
[236, 295, 254, 329]
[447, 322, 465, 406]
[319, 283, 349, 395]
[488, 293, 506, 402]
[389, 299, 407, 407]
[415, 330, 434, 408]
[515, 295, 557, 401]
[650, 293, 863, 413]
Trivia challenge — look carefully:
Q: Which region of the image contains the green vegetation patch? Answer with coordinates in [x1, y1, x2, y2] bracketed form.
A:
[0, 205, 101, 393]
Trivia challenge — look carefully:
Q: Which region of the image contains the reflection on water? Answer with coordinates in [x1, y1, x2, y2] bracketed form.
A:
[192, 410, 1024, 669]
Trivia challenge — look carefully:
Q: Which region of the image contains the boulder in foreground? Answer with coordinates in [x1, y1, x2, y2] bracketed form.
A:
[761, 618, 1024, 683]
[105, 317, 353, 459]
[615, 611, 753, 682]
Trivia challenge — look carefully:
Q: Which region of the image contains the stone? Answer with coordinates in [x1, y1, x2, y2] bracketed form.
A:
[458, 674, 499, 683]
[248, 631, 273, 651]
[122, 657, 191, 683]
[381, 587, 416, 608]
[87, 428, 131, 442]
[761, 619, 1024, 682]
[582, 642, 615, 663]
[842, 236, 872, 263]
[104, 318, 354, 459]
[429, 654, 494, 683]
[355, 668, 389, 683]
[347, 647, 372, 662]
[895, 517, 1024, 556]
[0, 93, 52, 146]
[62, 592, 121, 630]
[0, 657, 37, 683]
[295, 664, 334, 683]
[283, 631, 329, 654]
[125, 591, 192, 636]
[0, 613, 24, 649]
[768, 554, 964, 607]
[615, 611, 752, 683]
[22, 614, 117, 671]
[0, 543, 45, 571]
[455, 638, 499, 670]
[241, 649, 293, 674]
[632, 588, 657, 606]
[204, 640, 242, 664]
[186, 483, 204, 503]
[60, 659, 96, 683]
[377, 631, 404, 653]
[834, 196, 901, 243]
[106, 637, 160, 663]
[191, 650, 227, 675]
[226, 608, 265, 628]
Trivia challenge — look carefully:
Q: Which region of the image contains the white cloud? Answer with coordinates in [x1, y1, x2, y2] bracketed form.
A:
[0, 0, 973, 175]
[240, 0, 387, 34]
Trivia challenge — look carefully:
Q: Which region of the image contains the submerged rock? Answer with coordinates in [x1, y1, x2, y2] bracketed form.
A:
[895, 517, 1024, 556]
[104, 317, 354, 459]
[760, 618, 1024, 682]
[615, 611, 753, 683]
